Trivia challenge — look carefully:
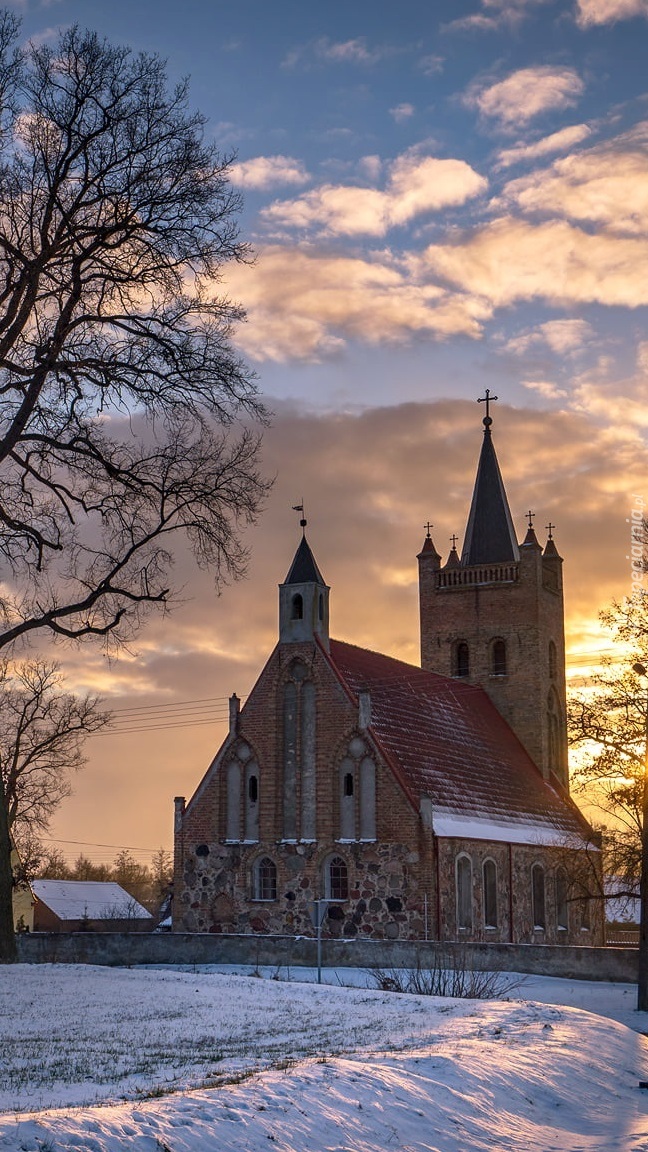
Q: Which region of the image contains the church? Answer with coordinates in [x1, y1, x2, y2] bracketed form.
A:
[172, 400, 603, 945]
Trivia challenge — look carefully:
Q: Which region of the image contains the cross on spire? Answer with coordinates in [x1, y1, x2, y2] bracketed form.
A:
[477, 389, 498, 429]
[424, 521, 433, 539]
[450, 534, 458, 549]
[526, 510, 535, 529]
[545, 522, 555, 540]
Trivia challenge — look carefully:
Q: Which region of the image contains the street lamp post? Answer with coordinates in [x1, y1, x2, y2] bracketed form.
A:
[633, 662, 648, 1011]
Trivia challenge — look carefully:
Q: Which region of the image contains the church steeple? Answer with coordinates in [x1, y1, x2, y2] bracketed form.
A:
[461, 394, 519, 566]
[279, 516, 330, 650]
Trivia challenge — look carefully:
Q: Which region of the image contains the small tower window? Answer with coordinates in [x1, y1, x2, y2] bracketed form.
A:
[291, 593, 303, 620]
[318, 593, 324, 621]
[491, 639, 507, 676]
[454, 642, 470, 678]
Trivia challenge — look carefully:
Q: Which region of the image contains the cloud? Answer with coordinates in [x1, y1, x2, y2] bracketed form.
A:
[419, 216, 648, 308]
[260, 150, 487, 237]
[575, 0, 648, 24]
[418, 54, 444, 75]
[522, 379, 569, 399]
[445, 0, 557, 31]
[224, 246, 491, 362]
[229, 155, 311, 191]
[283, 36, 392, 69]
[506, 319, 594, 355]
[466, 66, 584, 129]
[500, 130, 648, 233]
[390, 103, 415, 123]
[496, 125, 592, 169]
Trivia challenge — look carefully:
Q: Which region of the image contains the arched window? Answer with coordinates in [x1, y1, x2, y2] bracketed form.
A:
[245, 763, 259, 842]
[253, 857, 277, 901]
[456, 854, 472, 931]
[491, 639, 507, 676]
[549, 640, 557, 681]
[483, 859, 498, 928]
[556, 867, 568, 931]
[532, 864, 546, 929]
[579, 885, 591, 931]
[325, 855, 348, 901]
[454, 642, 470, 678]
[291, 593, 303, 620]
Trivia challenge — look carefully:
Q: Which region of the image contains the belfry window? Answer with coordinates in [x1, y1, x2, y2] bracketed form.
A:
[291, 593, 303, 620]
[549, 641, 557, 681]
[491, 639, 507, 676]
[454, 642, 470, 678]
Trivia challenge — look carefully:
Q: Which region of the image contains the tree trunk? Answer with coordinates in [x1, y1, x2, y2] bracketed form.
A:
[0, 782, 18, 962]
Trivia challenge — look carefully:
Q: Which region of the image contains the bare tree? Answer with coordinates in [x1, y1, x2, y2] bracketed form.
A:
[0, 659, 109, 959]
[569, 591, 648, 903]
[0, 16, 269, 657]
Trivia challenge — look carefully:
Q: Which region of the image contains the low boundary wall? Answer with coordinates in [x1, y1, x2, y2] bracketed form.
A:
[16, 932, 638, 982]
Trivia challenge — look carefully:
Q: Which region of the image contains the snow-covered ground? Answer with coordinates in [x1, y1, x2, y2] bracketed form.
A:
[1, 963, 648, 1151]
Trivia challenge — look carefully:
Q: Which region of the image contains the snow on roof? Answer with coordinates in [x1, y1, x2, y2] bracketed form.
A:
[327, 639, 592, 844]
[31, 880, 152, 922]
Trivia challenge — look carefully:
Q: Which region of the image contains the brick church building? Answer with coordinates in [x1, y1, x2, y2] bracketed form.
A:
[173, 404, 603, 944]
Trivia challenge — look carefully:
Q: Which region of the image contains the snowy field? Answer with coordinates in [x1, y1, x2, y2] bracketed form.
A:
[1, 964, 648, 1151]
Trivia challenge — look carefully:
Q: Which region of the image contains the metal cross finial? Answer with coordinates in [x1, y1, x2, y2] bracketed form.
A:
[450, 534, 458, 549]
[545, 522, 555, 540]
[526, 510, 535, 529]
[477, 388, 498, 428]
[292, 501, 307, 534]
[424, 521, 433, 539]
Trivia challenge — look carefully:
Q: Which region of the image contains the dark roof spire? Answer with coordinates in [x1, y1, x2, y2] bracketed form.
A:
[461, 395, 520, 566]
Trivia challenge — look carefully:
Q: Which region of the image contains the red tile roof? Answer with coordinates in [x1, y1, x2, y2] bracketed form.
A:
[327, 639, 591, 845]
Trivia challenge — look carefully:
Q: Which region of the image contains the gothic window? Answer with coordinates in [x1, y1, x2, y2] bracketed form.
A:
[483, 859, 498, 929]
[547, 690, 563, 779]
[532, 863, 546, 929]
[325, 855, 348, 901]
[253, 857, 277, 901]
[343, 773, 354, 796]
[549, 640, 557, 681]
[291, 593, 303, 620]
[454, 642, 470, 678]
[556, 867, 568, 931]
[456, 854, 472, 930]
[491, 639, 507, 676]
[245, 763, 259, 842]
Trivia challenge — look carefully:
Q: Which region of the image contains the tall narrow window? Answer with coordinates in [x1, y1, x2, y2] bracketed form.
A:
[291, 593, 303, 620]
[456, 854, 472, 930]
[547, 690, 562, 778]
[579, 886, 591, 931]
[549, 640, 557, 681]
[325, 855, 348, 901]
[359, 756, 376, 841]
[483, 859, 498, 928]
[245, 764, 259, 842]
[556, 868, 568, 931]
[455, 642, 470, 678]
[339, 758, 355, 840]
[491, 639, 507, 676]
[532, 864, 546, 929]
[253, 857, 277, 901]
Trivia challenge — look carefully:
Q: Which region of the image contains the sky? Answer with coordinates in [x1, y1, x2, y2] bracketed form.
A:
[2, 963, 648, 1149]
[9, 0, 648, 864]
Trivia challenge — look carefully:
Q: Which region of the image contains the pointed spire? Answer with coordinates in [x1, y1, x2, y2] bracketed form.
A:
[284, 535, 326, 585]
[444, 534, 461, 568]
[418, 521, 441, 562]
[461, 398, 519, 566]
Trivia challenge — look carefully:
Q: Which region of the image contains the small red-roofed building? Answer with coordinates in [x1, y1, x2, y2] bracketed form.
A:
[173, 412, 603, 945]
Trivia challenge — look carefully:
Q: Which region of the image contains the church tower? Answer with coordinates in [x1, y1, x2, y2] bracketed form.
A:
[279, 518, 330, 652]
[418, 395, 568, 788]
